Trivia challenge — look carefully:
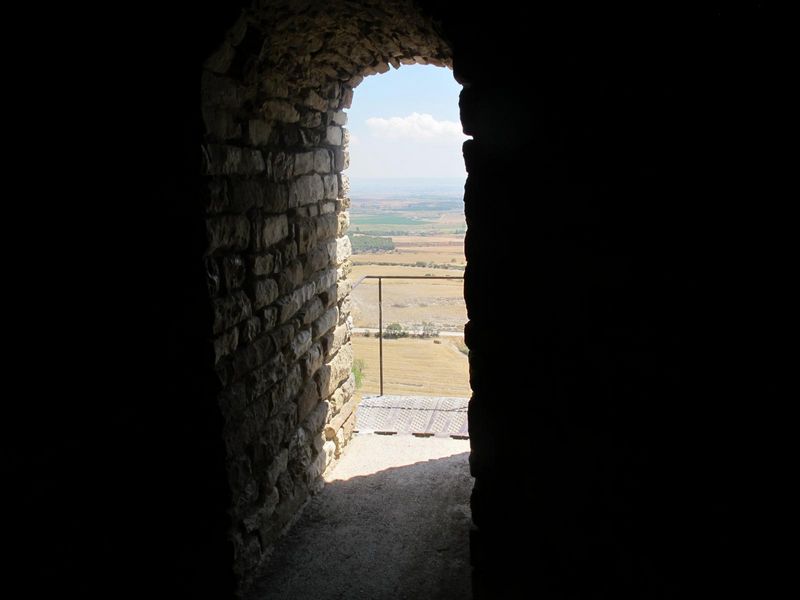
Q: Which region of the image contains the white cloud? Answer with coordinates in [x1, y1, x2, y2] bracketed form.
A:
[365, 112, 466, 142]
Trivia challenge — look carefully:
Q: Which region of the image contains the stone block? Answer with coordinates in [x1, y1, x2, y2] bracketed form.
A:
[302, 89, 328, 112]
[316, 342, 352, 398]
[262, 99, 299, 123]
[202, 71, 248, 108]
[332, 147, 346, 173]
[262, 306, 278, 332]
[305, 244, 331, 274]
[312, 306, 339, 340]
[247, 120, 272, 146]
[222, 254, 245, 291]
[330, 110, 347, 126]
[294, 151, 316, 175]
[214, 327, 239, 363]
[212, 291, 252, 334]
[262, 215, 288, 248]
[252, 278, 278, 309]
[325, 126, 343, 145]
[313, 268, 338, 295]
[202, 107, 241, 140]
[268, 322, 295, 351]
[335, 235, 352, 265]
[299, 297, 325, 327]
[297, 379, 320, 423]
[263, 183, 289, 213]
[315, 214, 338, 241]
[266, 151, 293, 181]
[314, 149, 331, 173]
[329, 321, 349, 356]
[299, 111, 322, 128]
[240, 316, 262, 344]
[337, 212, 349, 236]
[207, 215, 250, 254]
[301, 342, 324, 378]
[289, 174, 324, 208]
[266, 449, 288, 488]
[290, 329, 313, 361]
[295, 219, 316, 255]
[322, 174, 338, 200]
[251, 254, 274, 277]
[276, 291, 302, 324]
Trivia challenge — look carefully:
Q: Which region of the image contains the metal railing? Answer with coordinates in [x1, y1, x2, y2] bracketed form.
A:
[352, 274, 464, 396]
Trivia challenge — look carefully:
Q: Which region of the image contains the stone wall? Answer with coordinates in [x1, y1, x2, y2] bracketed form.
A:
[201, 0, 450, 590]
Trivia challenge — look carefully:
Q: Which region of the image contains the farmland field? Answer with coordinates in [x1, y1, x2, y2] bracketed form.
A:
[352, 335, 470, 398]
[348, 178, 470, 398]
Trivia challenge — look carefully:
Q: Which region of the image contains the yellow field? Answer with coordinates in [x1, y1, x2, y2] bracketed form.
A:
[350, 264, 466, 331]
[352, 335, 471, 398]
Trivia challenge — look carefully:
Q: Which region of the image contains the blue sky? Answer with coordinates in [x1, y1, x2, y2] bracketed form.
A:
[345, 65, 467, 179]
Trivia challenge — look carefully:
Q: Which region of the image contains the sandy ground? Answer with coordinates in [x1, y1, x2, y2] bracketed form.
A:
[247, 434, 473, 600]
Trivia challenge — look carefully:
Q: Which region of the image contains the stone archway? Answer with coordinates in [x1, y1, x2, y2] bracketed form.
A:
[201, 0, 454, 590]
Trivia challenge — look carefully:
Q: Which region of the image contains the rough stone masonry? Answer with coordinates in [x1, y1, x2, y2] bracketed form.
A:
[201, 0, 450, 591]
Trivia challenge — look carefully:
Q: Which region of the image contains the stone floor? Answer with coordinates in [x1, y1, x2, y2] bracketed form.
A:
[247, 433, 473, 600]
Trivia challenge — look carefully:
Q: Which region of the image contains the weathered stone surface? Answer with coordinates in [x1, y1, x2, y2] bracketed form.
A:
[276, 259, 303, 295]
[266, 449, 288, 488]
[240, 316, 262, 345]
[263, 183, 289, 213]
[312, 306, 339, 340]
[335, 235, 352, 265]
[203, 107, 241, 140]
[305, 243, 332, 274]
[295, 219, 316, 255]
[314, 149, 331, 173]
[248, 120, 272, 146]
[243, 486, 279, 532]
[325, 126, 343, 145]
[313, 268, 338, 295]
[213, 291, 252, 334]
[290, 329, 313, 361]
[266, 152, 294, 181]
[262, 306, 278, 332]
[252, 278, 278, 309]
[251, 254, 274, 277]
[330, 321, 349, 356]
[204, 42, 234, 74]
[294, 151, 316, 175]
[222, 255, 246, 291]
[322, 174, 338, 200]
[262, 215, 289, 248]
[202, 71, 248, 108]
[330, 110, 348, 126]
[289, 175, 324, 208]
[315, 342, 353, 398]
[332, 147, 346, 173]
[297, 380, 319, 423]
[337, 212, 350, 236]
[302, 89, 328, 112]
[214, 327, 239, 363]
[300, 342, 324, 378]
[262, 99, 299, 123]
[207, 215, 250, 254]
[299, 111, 322, 128]
[315, 214, 338, 240]
[276, 291, 302, 324]
[298, 297, 324, 327]
[320, 201, 336, 215]
[326, 372, 355, 418]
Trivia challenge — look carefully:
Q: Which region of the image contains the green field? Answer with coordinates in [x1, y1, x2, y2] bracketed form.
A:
[350, 214, 422, 225]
